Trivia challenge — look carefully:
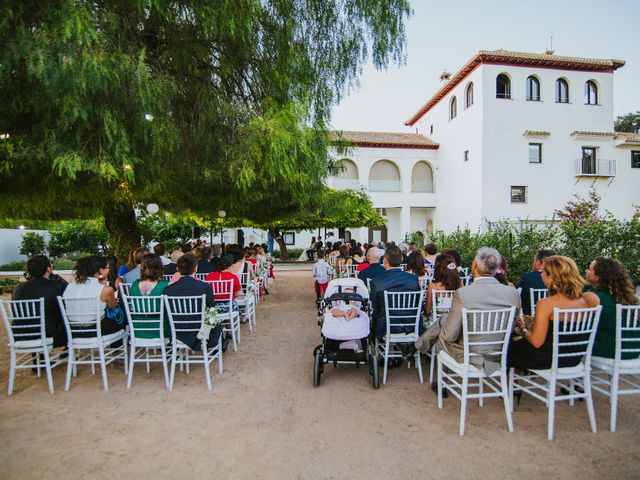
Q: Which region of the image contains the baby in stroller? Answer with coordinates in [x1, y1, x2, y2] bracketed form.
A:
[321, 278, 370, 351]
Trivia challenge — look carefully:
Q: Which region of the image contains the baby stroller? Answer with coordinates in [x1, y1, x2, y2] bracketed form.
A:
[312, 277, 379, 389]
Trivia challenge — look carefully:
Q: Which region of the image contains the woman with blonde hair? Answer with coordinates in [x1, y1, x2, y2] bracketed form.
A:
[508, 255, 600, 370]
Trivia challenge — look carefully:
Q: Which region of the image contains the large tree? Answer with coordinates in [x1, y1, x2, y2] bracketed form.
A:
[614, 111, 640, 133]
[0, 1, 411, 256]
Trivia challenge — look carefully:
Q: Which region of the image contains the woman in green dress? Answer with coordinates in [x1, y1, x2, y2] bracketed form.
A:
[586, 257, 639, 359]
[129, 254, 169, 339]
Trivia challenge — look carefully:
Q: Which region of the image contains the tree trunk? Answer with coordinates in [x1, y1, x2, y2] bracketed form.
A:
[269, 228, 289, 260]
[104, 195, 141, 260]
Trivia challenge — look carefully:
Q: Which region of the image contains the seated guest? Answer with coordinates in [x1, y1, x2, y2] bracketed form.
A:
[122, 247, 149, 284]
[104, 255, 122, 291]
[335, 245, 350, 275]
[440, 248, 463, 274]
[347, 246, 366, 266]
[516, 249, 556, 315]
[210, 244, 223, 272]
[164, 249, 183, 276]
[63, 256, 124, 335]
[508, 256, 599, 371]
[495, 256, 515, 288]
[586, 257, 639, 359]
[128, 254, 169, 339]
[370, 245, 421, 341]
[117, 248, 137, 278]
[163, 252, 222, 351]
[169, 253, 195, 284]
[197, 246, 214, 274]
[406, 251, 428, 280]
[358, 247, 385, 282]
[305, 236, 317, 261]
[398, 243, 410, 265]
[423, 247, 521, 392]
[12, 255, 68, 347]
[204, 254, 243, 302]
[424, 242, 438, 269]
[153, 243, 171, 266]
[424, 254, 463, 316]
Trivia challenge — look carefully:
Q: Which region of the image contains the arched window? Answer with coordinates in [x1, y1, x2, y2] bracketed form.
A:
[334, 159, 359, 190]
[369, 160, 401, 192]
[496, 74, 511, 99]
[585, 81, 598, 105]
[465, 82, 474, 108]
[526, 76, 540, 101]
[449, 96, 457, 120]
[556, 78, 569, 103]
[411, 161, 434, 193]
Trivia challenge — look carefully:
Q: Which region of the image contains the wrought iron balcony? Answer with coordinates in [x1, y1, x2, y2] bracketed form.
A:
[575, 158, 616, 177]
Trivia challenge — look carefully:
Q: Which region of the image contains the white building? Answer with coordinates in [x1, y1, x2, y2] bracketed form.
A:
[244, 49, 640, 252]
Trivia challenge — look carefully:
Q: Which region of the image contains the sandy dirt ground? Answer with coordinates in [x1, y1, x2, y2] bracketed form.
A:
[1, 270, 639, 480]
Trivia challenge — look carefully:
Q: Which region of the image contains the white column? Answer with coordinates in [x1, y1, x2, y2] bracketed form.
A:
[400, 206, 411, 243]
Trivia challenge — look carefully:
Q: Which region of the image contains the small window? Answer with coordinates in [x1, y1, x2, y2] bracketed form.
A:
[556, 78, 569, 103]
[511, 186, 527, 203]
[528, 143, 542, 163]
[585, 81, 598, 105]
[632, 151, 640, 168]
[449, 96, 457, 120]
[496, 74, 511, 99]
[465, 82, 474, 108]
[283, 232, 295, 245]
[526, 76, 541, 101]
[581, 147, 597, 174]
[464, 150, 469, 162]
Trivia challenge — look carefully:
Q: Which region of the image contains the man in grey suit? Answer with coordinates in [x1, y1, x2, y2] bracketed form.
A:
[417, 247, 521, 393]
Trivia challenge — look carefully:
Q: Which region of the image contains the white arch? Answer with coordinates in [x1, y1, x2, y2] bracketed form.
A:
[334, 158, 359, 190]
[411, 161, 434, 193]
[369, 159, 401, 192]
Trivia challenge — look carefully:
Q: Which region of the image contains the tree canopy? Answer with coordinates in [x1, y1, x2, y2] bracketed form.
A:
[614, 111, 640, 133]
[0, 1, 411, 255]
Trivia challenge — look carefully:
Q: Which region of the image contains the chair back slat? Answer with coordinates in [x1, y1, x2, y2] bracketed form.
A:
[122, 294, 165, 340]
[57, 296, 103, 337]
[418, 277, 430, 291]
[119, 283, 132, 297]
[194, 273, 208, 282]
[551, 306, 602, 370]
[460, 275, 471, 287]
[206, 279, 234, 314]
[461, 307, 516, 368]
[383, 291, 424, 334]
[163, 295, 206, 339]
[432, 289, 456, 325]
[0, 298, 46, 343]
[347, 265, 359, 278]
[616, 305, 640, 361]
[163, 274, 173, 282]
[530, 288, 549, 316]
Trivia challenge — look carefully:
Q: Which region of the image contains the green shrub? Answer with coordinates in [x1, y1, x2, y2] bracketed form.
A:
[0, 278, 21, 287]
[0, 260, 27, 271]
[272, 248, 304, 259]
[20, 232, 46, 257]
[48, 220, 109, 257]
[52, 257, 77, 270]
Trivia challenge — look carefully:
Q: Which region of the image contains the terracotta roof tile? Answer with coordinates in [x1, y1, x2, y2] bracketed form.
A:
[523, 130, 551, 137]
[405, 49, 626, 126]
[330, 130, 439, 149]
[571, 131, 616, 137]
[615, 132, 640, 142]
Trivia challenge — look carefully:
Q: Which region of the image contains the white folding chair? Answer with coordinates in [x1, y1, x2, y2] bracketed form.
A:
[119, 283, 132, 297]
[591, 305, 640, 432]
[460, 267, 470, 276]
[347, 264, 359, 278]
[206, 279, 241, 351]
[236, 272, 257, 332]
[163, 274, 174, 282]
[122, 294, 171, 389]
[163, 295, 222, 391]
[1, 298, 64, 394]
[194, 273, 208, 282]
[437, 307, 517, 436]
[400, 263, 407, 271]
[376, 290, 425, 384]
[460, 275, 472, 287]
[530, 288, 549, 317]
[510, 305, 602, 440]
[57, 296, 128, 391]
[427, 289, 457, 382]
[418, 277, 430, 292]
[424, 264, 434, 277]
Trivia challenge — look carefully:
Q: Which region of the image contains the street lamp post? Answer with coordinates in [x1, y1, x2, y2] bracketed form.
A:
[218, 210, 226, 243]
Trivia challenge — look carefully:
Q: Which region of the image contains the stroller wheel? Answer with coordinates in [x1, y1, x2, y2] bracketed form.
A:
[313, 351, 323, 387]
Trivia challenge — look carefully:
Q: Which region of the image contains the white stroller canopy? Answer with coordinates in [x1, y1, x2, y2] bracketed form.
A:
[323, 278, 369, 300]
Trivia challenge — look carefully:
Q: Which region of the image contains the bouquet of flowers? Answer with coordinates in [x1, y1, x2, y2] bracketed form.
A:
[512, 314, 534, 342]
[198, 306, 221, 341]
[337, 268, 349, 279]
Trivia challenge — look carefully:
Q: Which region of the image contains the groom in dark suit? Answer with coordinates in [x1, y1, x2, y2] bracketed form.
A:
[517, 249, 555, 315]
[163, 253, 222, 351]
[370, 245, 421, 340]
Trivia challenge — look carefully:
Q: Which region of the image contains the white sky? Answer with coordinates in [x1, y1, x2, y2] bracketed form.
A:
[330, 0, 640, 133]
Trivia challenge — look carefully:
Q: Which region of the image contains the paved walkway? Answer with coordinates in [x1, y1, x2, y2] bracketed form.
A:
[1, 270, 639, 479]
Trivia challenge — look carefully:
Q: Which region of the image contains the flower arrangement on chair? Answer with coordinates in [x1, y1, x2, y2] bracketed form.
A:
[197, 306, 221, 341]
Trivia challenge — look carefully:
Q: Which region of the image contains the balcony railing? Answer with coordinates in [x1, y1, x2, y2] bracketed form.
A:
[411, 180, 434, 193]
[369, 179, 401, 192]
[333, 178, 360, 190]
[575, 158, 616, 177]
